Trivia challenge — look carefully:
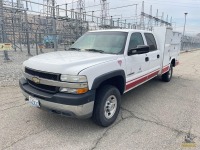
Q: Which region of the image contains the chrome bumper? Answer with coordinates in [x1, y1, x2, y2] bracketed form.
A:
[22, 90, 94, 118]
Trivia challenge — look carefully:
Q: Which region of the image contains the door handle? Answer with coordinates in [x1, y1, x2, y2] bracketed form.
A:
[145, 57, 149, 62]
[157, 54, 160, 58]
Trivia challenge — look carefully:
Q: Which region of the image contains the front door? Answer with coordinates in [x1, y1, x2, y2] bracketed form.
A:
[125, 32, 150, 92]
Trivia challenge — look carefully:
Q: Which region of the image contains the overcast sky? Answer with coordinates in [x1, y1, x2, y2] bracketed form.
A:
[60, 0, 200, 35]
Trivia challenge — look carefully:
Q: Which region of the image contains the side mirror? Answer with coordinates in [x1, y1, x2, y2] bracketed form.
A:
[128, 45, 150, 56]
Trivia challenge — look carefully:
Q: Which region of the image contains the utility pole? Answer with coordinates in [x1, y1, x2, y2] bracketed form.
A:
[25, 1, 31, 56]
[52, 0, 57, 51]
[12, 14, 16, 52]
[65, 3, 68, 17]
[0, 0, 6, 43]
[183, 13, 188, 37]
[182, 12, 188, 51]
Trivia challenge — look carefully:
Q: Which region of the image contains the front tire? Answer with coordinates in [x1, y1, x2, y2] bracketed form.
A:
[162, 64, 173, 82]
[92, 85, 121, 127]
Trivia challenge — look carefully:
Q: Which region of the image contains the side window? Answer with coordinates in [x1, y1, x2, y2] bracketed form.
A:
[128, 33, 144, 50]
[144, 33, 157, 51]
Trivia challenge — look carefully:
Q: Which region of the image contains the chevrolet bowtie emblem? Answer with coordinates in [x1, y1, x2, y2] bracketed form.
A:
[32, 77, 40, 84]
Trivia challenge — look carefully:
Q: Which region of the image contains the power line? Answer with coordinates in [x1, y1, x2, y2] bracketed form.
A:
[85, 3, 107, 9]
[87, 3, 138, 13]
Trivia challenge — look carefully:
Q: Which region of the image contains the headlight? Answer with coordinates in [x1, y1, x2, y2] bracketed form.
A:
[60, 87, 88, 94]
[60, 75, 87, 82]
[60, 75, 88, 94]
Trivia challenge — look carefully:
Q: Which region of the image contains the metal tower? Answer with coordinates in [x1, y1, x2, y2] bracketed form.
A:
[166, 14, 168, 26]
[77, 0, 85, 20]
[160, 12, 164, 26]
[140, 1, 145, 30]
[155, 9, 158, 26]
[43, 0, 53, 17]
[100, 0, 109, 26]
[147, 5, 152, 30]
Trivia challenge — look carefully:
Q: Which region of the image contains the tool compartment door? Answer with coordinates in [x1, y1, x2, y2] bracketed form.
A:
[162, 28, 173, 68]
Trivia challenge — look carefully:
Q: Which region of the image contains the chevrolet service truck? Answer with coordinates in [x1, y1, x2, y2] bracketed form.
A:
[19, 27, 181, 127]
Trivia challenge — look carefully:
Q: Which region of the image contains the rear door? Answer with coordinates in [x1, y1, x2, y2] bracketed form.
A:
[144, 33, 161, 75]
[125, 32, 150, 92]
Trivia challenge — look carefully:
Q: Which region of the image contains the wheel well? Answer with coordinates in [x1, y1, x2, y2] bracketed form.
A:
[171, 59, 176, 67]
[97, 76, 125, 95]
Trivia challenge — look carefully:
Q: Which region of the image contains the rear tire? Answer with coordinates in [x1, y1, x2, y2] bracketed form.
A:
[92, 85, 121, 127]
[162, 64, 173, 82]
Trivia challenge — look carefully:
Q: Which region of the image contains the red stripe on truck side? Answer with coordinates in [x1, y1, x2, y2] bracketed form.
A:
[125, 69, 159, 91]
[126, 75, 148, 91]
[148, 70, 160, 79]
[162, 65, 169, 74]
[125, 65, 170, 92]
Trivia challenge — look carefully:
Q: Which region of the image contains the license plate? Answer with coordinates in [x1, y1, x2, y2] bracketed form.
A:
[28, 96, 40, 107]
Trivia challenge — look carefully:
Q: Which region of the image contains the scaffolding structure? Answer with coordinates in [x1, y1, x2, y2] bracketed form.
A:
[2, 0, 197, 55]
[139, 1, 171, 30]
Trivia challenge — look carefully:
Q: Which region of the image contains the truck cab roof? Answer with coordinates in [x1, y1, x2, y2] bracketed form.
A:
[88, 29, 153, 34]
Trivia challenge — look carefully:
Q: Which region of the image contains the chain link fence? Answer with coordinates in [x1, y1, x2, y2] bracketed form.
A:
[181, 36, 200, 51]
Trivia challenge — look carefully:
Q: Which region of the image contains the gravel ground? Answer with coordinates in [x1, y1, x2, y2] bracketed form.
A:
[0, 46, 65, 87]
[0, 50, 200, 150]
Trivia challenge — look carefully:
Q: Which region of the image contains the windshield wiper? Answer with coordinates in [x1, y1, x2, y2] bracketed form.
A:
[68, 47, 81, 51]
[85, 49, 105, 53]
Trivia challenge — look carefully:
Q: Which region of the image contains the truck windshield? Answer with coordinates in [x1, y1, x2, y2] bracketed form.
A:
[69, 31, 128, 54]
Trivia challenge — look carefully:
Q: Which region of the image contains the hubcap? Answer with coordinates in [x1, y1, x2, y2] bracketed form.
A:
[104, 95, 117, 119]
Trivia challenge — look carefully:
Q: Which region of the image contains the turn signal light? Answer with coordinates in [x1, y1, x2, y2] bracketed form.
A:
[76, 88, 89, 94]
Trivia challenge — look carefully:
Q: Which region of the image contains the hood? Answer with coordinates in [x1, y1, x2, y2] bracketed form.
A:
[24, 51, 118, 75]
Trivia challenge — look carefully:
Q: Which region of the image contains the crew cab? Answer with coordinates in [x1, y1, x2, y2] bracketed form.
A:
[19, 27, 181, 127]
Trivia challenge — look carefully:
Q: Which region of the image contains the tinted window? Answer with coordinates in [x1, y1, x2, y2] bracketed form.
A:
[144, 33, 157, 51]
[128, 33, 144, 50]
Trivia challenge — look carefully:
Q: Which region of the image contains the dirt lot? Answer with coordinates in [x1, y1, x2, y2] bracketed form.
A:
[0, 50, 200, 150]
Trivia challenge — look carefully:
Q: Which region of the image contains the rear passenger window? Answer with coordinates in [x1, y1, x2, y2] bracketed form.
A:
[144, 33, 157, 51]
[128, 33, 144, 50]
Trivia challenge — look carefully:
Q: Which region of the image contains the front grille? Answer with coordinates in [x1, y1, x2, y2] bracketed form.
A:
[25, 67, 60, 93]
[28, 79, 58, 93]
[25, 67, 60, 81]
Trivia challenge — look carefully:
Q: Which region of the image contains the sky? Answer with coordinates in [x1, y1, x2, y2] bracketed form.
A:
[59, 0, 200, 35]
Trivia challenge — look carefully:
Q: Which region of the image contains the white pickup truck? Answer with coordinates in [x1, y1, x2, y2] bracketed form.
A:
[19, 27, 181, 127]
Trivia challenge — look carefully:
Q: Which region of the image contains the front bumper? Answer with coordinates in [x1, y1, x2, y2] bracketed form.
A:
[19, 78, 95, 118]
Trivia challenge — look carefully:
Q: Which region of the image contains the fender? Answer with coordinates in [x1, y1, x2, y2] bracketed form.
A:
[91, 70, 126, 92]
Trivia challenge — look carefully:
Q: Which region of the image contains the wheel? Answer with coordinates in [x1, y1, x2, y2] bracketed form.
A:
[162, 64, 173, 82]
[92, 85, 121, 127]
